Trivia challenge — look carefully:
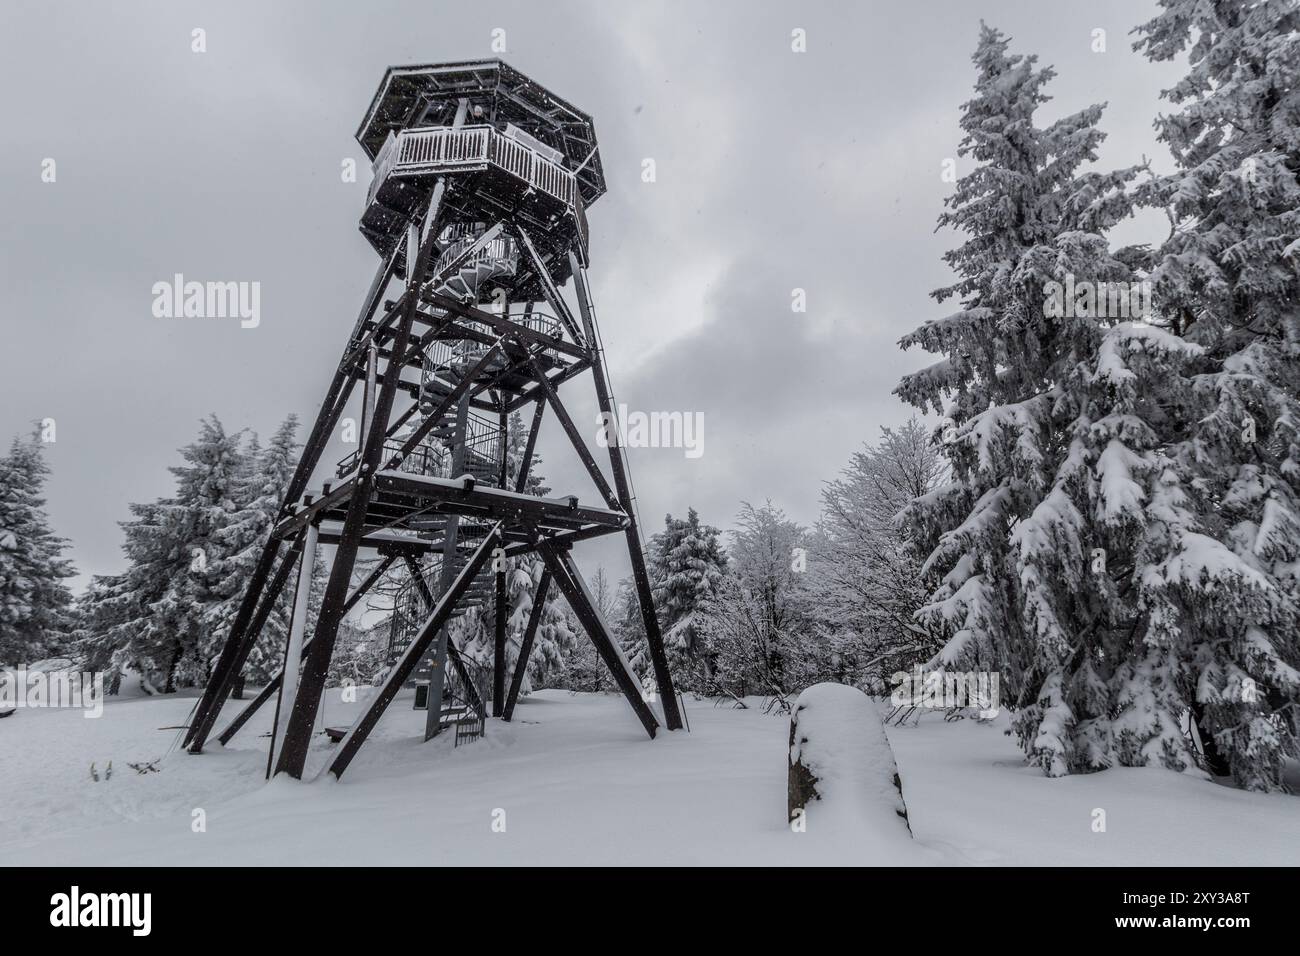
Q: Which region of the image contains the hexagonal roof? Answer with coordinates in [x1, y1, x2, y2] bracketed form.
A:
[356, 59, 606, 207]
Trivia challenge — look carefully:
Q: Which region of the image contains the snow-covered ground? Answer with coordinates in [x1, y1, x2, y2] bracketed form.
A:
[1, 688, 1295, 865]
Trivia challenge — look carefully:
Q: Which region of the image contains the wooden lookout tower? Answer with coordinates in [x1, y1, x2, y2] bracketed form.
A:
[184, 60, 683, 779]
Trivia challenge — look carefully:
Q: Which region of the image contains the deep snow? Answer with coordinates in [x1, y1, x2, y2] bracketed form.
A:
[1, 687, 1295, 865]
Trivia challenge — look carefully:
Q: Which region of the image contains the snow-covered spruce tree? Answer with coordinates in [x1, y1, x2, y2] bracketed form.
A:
[614, 575, 650, 682]
[807, 417, 946, 692]
[895, 26, 1191, 779]
[1122, 0, 1300, 788]
[514, 557, 577, 689]
[554, 570, 615, 692]
[696, 501, 811, 698]
[78, 416, 244, 692]
[648, 508, 727, 689]
[455, 555, 578, 695]
[325, 618, 389, 688]
[589, 565, 616, 622]
[0, 434, 75, 665]
[206, 416, 301, 690]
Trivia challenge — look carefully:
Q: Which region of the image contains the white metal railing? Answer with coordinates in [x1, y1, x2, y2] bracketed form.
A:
[368, 124, 578, 209]
[433, 234, 517, 277]
[488, 132, 572, 204]
[399, 125, 491, 169]
[367, 131, 401, 207]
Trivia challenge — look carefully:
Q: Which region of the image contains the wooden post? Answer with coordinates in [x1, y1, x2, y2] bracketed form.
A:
[515, 399, 545, 494]
[502, 569, 550, 721]
[422, 388, 473, 738]
[216, 555, 395, 747]
[492, 405, 509, 715]
[360, 343, 378, 447]
[493, 560, 507, 716]
[274, 185, 439, 778]
[185, 537, 300, 752]
[268, 522, 319, 776]
[537, 541, 658, 739]
[567, 253, 682, 729]
[527, 357, 620, 510]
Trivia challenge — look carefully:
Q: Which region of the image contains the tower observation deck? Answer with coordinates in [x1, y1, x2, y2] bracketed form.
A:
[357, 60, 601, 289]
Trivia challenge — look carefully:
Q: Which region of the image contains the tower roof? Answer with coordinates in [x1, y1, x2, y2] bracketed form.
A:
[356, 59, 606, 206]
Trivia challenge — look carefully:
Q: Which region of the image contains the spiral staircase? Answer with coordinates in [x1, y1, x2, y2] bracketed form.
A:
[386, 223, 530, 723]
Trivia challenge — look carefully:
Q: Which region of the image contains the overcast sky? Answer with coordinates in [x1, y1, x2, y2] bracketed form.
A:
[0, 0, 1184, 592]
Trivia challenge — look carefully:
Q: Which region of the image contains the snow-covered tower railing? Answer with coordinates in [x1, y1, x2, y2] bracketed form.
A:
[184, 60, 682, 779]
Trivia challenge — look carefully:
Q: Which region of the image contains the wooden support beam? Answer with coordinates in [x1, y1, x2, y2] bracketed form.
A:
[185, 537, 301, 752]
[568, 252, 683, 730]
[411, 308, 577, 368]
[286, 241, 403, 515]
[360, 344, 378, 449]
[537, 541, 658, 739]
[402, 555, 485, 717]
[328, 525, 502, 779]
[493, 563, 507, 717]
[515, 398, 545, 494]
[493, 404, 509, 715]
[271, 314, 411, 776]
[500, 522, 622, 558]
[423, 392, 468, 743]
[502, 569, 550, 721]
[423, 290, 586, 360]
[385, 341, 504, 470]
[272, 476, 357, 539]
[513, 225, 585, 346]
[342, 290, 407, 370]
[214, 555, 395, 746]
[505, 357, 591, 412]
[374, 472, 628, 530]
[267, 522, 320, 777]
[528, 356, 620, 511]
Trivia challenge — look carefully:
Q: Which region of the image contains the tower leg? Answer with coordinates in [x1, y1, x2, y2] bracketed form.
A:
[268, 522, 320, 777]
[502, 569, 550, 721]
[273, 300, 417, 778]
[492, 567, 506, 716]
[216, 555, 395, 747]
[567, 253, 683, 729]
[420, 520, 458, 737]
[274, 193, 440, 777]
[492, 405, 509, 716]
[185, 543, 282, 749]
[186, 538, 298, 751]
[537, 541, 658, 739]
[421, 390, 471, 738]
[514, 399, 545, 493]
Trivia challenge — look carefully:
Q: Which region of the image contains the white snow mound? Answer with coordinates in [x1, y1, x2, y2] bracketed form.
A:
[789, 682, 912, 842]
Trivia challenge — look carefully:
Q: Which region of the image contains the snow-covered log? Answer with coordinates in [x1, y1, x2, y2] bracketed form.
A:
[788, 683, 910, 836]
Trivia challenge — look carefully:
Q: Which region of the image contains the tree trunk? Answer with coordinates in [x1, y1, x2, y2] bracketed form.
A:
[1191, 701, 1231, 777]
[164, 644, 181, 695]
